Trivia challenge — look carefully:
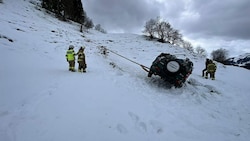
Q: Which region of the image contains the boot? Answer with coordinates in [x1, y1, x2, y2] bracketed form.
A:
[70, 67, 76, 72]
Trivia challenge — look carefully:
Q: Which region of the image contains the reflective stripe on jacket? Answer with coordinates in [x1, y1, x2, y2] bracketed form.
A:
[77, 52, 85, 62]
[66, 49, 75, 61]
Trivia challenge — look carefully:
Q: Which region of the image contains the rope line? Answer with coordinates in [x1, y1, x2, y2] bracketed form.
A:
[100, 46, 150, 72]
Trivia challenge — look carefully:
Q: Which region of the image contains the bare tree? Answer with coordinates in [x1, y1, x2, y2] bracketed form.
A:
[170, 29, 182, 45]
[182, 40, 194, 52]
[143, 17, 184, 45]
[143, 18, 157, 39]
[195, 46, 207, 57]
[211, 48, 229, 63]
[156, 21, 172, 43]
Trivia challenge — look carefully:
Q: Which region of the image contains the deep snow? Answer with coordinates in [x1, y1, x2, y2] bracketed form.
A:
[0, 0, 250, 141]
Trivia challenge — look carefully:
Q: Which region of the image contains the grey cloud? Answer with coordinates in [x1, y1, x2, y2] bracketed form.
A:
[181, 0, 250, 40]
[82, 0, 163, 33]
[82, 0, 250, 54]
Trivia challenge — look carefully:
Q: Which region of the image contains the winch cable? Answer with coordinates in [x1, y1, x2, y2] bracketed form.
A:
[101, 46, 150, 72]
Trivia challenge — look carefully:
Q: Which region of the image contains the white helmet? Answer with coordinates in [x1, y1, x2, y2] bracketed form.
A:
[69, 45, 74, 49]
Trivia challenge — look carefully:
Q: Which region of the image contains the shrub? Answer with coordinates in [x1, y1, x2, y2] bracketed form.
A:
[211, 48, 229, 63]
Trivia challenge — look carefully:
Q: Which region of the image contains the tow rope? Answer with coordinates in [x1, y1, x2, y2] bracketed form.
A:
[98, 46, 150, 72]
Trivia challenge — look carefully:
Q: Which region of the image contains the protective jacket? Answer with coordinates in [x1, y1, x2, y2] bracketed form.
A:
[207, 63, 216, 72]
[77, 51, 85, 62]
[66, 49, 75, 61]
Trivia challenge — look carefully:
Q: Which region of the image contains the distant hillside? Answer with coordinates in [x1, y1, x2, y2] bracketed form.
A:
[224, 53, 250, 70]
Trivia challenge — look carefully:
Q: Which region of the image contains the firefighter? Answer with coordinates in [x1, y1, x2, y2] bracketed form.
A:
[205, 60, 217, 80]
[66, 45, 76, 72]
[76, 46, 87, 72]
[202, 58, 210, 77]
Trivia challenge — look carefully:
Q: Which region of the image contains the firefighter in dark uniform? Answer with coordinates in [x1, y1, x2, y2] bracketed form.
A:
[202, 58, 210, 77]
[205, 60, 217, 80]
[76, 46, 87, 72]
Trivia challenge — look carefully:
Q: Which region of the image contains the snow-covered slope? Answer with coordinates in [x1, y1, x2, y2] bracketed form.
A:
[1, 0, 250, 141]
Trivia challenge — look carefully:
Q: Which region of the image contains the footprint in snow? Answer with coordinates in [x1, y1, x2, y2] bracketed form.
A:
[128, 112, 147, 132]
[137, 122, 147, 132]
[128, 112, 139, 122]
[116, 124, 128, 134]
[150, 120, 164, 134]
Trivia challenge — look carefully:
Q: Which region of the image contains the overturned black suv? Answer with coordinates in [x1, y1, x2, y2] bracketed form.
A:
[148, 53, 193, 87]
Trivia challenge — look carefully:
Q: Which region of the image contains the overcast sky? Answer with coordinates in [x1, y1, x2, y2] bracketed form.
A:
[82, 0, 250, 57]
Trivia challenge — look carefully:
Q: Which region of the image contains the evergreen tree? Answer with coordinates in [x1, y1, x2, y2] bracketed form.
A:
[42, 0, 86, 24]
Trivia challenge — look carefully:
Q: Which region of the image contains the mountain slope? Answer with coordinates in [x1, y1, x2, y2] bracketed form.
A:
[224, 53, 250, 69]
[0, 0, 250, 141]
